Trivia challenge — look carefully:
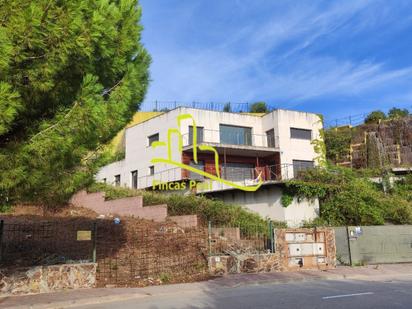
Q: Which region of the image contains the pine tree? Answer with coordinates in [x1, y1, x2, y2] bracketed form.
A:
[0, 0, 150, 206]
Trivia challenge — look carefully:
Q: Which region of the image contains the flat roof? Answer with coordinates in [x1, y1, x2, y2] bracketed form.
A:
[127, 106, 322, 130]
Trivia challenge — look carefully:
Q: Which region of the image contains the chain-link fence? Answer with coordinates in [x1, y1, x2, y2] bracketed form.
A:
[95, 222, 208, 286]
[0, 219, 96, 267]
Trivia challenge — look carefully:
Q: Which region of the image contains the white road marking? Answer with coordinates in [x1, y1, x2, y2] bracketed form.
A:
[322, 292, 374, 300]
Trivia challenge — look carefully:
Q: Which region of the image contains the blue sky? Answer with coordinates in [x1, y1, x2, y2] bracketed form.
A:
[139, 0, 412, 122]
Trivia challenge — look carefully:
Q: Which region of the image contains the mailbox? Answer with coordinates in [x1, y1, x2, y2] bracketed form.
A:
[300, 243, 313, 255]
[295, 233, 306, 242]
[285, 233, 306, 242]
[288, 244, 302, 257]
[313, 243, 325, 255]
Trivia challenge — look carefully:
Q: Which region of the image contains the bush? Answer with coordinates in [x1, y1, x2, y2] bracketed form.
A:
[387, 107, 409, 119]
[365, 110, 386, 124]
[249, 102, 268, 113]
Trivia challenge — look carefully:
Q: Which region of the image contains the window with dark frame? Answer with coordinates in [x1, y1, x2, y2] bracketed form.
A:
[219, 124, 252, 145]
[292, 160, 314, 178]
[266, 129, 276, 147]
[131, 170, 138, 189]
[114, 174, 121, 187]
[149, 166, 155, 176]
[290, 128, 312, 140]
[148, 133, 159, 146]
[188, 126, 204, 145]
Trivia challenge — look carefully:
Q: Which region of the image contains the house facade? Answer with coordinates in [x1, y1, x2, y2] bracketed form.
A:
[96, 107, 323, 226]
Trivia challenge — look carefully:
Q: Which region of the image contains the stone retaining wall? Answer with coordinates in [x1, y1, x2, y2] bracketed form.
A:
[0, 263, 97, 296]
[208, 253, 282, 276]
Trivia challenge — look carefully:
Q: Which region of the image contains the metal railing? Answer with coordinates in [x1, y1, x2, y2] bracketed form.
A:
[134, 163, 315, 190]
[140, 101, 259, 113]
[137, 167, 183, 189]
[181, 129, 279, 148]
[208, 221, 273, 256]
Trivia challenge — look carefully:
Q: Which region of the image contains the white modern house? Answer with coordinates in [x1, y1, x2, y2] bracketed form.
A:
[96, 107, 323, 226]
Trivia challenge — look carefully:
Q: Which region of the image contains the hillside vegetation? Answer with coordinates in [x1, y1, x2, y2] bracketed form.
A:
[88, 183, 286, 233]
[325, 114, 412, 168]
[283, 166, 412, 226]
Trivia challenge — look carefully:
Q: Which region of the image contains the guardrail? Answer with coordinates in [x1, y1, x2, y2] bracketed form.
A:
[133, 163, 314, 190]
[181, 129, 279, 148]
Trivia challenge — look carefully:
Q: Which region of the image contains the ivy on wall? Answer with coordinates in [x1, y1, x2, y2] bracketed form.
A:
[311, 115, 327, 167]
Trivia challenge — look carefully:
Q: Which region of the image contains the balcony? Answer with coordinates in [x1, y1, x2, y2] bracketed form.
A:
[181, 129, 279, 153]
[135, 163, 311, 192]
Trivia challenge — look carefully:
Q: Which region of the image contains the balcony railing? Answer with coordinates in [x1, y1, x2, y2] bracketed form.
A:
[181, 129, 279, 148]
[133, 162, 314, 190]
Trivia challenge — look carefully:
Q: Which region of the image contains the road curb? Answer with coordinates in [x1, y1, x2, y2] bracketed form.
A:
[0, 293, 150, 309]
[2, 270, 412, 308]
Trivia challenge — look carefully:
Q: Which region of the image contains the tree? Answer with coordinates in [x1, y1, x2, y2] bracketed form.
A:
[249, 101, 268, 113]
[223, 102, 231, 112]
[0, 0, 150, 206]
[387, 107, 409, 119]
[364, 110, 386, 124]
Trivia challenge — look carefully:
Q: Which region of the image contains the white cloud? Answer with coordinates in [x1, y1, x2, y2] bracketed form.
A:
[141, 0, 412, 112]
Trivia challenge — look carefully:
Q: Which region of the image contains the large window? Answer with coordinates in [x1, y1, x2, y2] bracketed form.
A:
[224, 163, 254, 181]
[292, 160, 314, 177]
[266, 129, 276, 147]
[114, 174, 121, 187]
[188, 126, 204, 145]
[290, 128, 312, 140]
[131, 170, 138, 189]
[148, 133, 159, 146]
[220, 124, 252, 145]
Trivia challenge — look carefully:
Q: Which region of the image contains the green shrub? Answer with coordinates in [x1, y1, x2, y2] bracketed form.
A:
[249, 102, 268, 113]
[281, 191, 294, 207]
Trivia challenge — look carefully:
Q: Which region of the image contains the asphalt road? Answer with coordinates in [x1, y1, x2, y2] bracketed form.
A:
[75, 279, 412, 309]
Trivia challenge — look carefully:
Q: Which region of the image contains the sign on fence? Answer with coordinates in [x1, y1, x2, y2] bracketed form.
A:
[77, 230, 92, 241]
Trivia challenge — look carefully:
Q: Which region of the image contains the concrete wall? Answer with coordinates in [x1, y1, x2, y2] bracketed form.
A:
[334, 225, 412, 265]
[0, 263, 97, 296]
[333, 227, 351, 265]
[209, 184, 319, 227]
